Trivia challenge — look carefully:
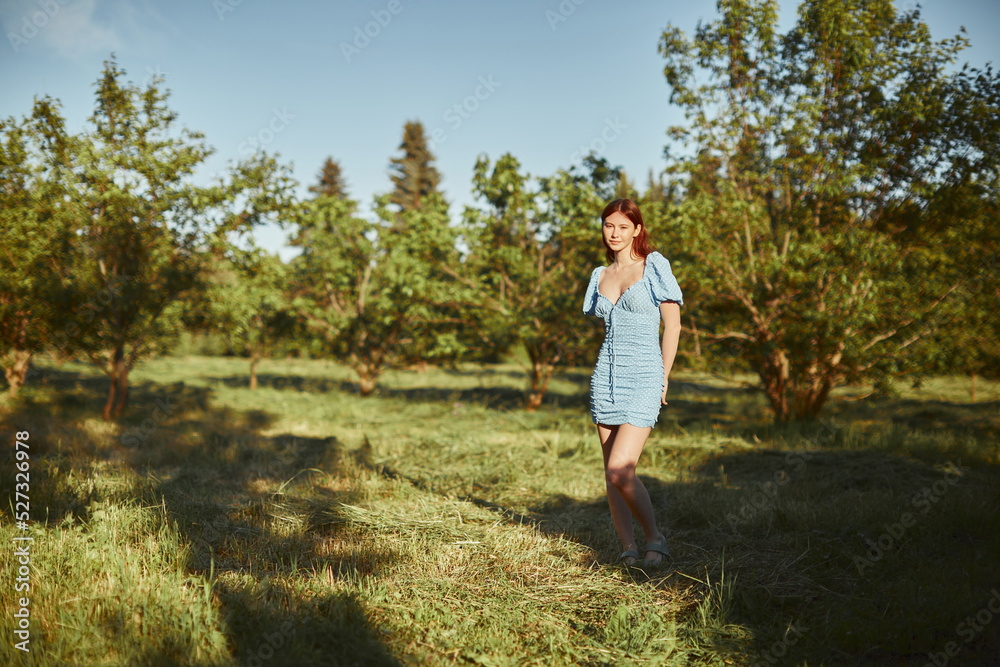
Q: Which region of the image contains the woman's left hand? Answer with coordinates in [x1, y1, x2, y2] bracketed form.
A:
[661, 379, 669, 405]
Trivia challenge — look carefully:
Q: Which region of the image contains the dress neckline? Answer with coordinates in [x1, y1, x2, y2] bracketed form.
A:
[597, 254, 652, 307]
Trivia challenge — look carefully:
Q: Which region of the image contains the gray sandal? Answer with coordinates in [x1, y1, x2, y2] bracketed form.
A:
[619, 549, 640, 566]
[643, 539, 671, 566]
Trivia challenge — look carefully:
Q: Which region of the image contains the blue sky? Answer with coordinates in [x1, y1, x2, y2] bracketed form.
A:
[3, 0, 999, 259]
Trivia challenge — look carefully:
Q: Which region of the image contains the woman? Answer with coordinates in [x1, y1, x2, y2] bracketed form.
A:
[582, 198, 683, 567]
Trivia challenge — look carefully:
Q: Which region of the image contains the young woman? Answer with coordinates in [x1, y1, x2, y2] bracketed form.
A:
[581, 198, 683, 567]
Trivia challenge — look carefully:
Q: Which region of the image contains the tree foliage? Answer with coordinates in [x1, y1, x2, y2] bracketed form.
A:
[388, 120, 444, 216]
[0, 98, 76, 397]
[660, 0, 1000, 420]
[5, 57, 298, 419]
[455, 154, 607, 409]
[308, 156, 349, 200]
[206, 250, 294, 390]
[290, 190, 461, 395]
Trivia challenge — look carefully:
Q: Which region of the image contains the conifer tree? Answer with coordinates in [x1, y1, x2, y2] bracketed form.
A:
[643, 169, 673, 204]
[308, 156, 349, 199]
[388, 120, 444, 214]
[613, 169, 639, 201]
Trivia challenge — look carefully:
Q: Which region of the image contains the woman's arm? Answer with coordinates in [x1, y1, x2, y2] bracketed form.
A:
[659, 301, 682, 404]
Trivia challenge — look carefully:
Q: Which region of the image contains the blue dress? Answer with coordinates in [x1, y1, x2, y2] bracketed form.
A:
[582, 251, 684, 427]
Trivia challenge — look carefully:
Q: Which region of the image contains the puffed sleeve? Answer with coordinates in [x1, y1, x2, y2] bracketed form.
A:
[582, 266, 602, 316]
[647, 252, 683, 306]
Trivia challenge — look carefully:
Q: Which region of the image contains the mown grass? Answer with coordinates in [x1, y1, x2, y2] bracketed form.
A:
[1, 355, 998, 665]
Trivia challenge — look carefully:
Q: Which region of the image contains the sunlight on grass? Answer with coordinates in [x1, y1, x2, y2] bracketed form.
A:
[1, 356, 998, 665]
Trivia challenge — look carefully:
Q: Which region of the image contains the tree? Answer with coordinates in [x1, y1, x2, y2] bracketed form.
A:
[905, 183, 1000, 400]
[59, 57, 296, 419]
[643, 169, 675, 205]
[614, 169, 639, 201]
[659, 0, 1000, 420]
[207, 250, 294, 390]
[0, 98, 76, 398]
[290, 191, 461, 395]
[388, 120, 444, 215]
[454, 154, 607, 410]
[308, 156, 349, 199]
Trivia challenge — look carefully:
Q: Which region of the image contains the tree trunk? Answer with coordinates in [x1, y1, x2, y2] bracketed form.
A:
[103, 368, 118, 420]
[250, 352, 260, 390]
[758, 350, 791, 422]
[525, 347, 553, 412]
[112, 352, 129, 419]
[4, 349, 32, 398]
[358, 372, 378, 396]
[103, 345, 129, 420]
[690, 317, 702, 359]
[970, 371, 977, 402]
[353, 356, 380, 396]
[795, 377, 832, 421]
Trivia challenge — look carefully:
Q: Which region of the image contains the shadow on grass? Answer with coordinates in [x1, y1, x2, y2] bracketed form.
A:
[214, 580, 399, 667]
[210, 371, 765, 420]
[403, 445, 1000, 666]
[5, 361, 999, 665]
[0, 367, 403, 666]
[210, 372, 591, 411]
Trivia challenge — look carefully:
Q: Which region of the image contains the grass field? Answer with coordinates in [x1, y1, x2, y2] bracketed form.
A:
[2, 355, 999, 666]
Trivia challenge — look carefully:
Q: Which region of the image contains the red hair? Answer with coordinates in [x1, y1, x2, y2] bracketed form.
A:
[600, 198, 653, 263]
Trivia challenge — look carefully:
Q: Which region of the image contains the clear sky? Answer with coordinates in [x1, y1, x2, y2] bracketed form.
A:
[3, 0, 999, 259]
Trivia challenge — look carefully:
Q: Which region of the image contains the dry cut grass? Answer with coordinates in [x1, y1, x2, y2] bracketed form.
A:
[1, 355, 998, 665]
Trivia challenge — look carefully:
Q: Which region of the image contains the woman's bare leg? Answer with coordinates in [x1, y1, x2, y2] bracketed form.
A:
[597, 422, 667, 563]
[597, 424, 638, 557]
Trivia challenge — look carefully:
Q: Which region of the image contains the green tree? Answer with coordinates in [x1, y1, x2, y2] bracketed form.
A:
[308, 156, 349, 199]
[207, 250, 294, 390]
[388, 120, 444, 215]
[613, 169, 639, 201]
[905, 183, 999, 399]
[659, 0, 1000, 421]
[642, 169, 674, 206]
[290, 191, 461, 394]
[455, 154, 606, 410]
[0, 98, 76, 398]
[60, 57, 296, 419]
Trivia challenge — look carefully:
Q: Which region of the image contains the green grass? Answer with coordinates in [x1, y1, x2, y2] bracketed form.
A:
[2, 355, 999, 665]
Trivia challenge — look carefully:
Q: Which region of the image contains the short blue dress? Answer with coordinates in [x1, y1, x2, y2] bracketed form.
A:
[582, 251, 683, 427]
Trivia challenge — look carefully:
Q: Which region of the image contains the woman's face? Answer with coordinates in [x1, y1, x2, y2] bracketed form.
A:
[603, 212, 640, 257]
